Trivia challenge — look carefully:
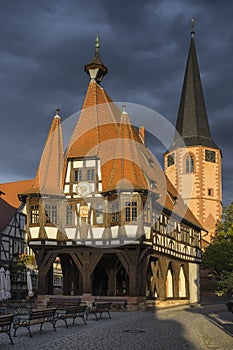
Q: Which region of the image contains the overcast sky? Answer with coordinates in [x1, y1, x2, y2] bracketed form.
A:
[0, 0, 232, 206]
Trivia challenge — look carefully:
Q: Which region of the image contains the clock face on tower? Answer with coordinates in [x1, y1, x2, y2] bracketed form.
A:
[75, 182, 92, 196]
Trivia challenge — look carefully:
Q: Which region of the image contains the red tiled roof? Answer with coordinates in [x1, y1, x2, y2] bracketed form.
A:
[0, 179, 34, 207]
[24, 114, 64, 195]
[103, 111, 148, 192]
[66, 81, 120, 159]
[0, 179, 34, 231]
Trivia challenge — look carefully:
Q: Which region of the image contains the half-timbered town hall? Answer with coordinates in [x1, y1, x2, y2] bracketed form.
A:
[1, 29, 221, 307]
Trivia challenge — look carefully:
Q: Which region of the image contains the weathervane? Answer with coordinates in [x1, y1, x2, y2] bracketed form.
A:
[191, 18, 195, 37]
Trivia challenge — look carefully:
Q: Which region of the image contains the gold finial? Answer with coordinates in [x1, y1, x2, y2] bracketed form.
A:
[122, 104, 127, 114]
[191, 18, 195, 37]
[95, 34, 100, 53]
[56, 108, 60, 115]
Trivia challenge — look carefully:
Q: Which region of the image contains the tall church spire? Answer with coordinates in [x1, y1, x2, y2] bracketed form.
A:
[85, 35, 108, 83]
[171, 24, 218, 150]
[164, 25, 222, 244]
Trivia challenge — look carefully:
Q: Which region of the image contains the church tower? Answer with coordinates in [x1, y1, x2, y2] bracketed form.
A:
[164, 25, 222, 245]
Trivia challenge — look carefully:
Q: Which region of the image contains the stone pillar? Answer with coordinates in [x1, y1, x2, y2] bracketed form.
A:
[172, 262, 180, 299]
[158, 278, 166, 301]
[128, 264, 138, 296]
[157, 256, 169, 301]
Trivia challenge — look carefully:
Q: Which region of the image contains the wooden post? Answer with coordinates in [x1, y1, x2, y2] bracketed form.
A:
[108, 269, 117, 296]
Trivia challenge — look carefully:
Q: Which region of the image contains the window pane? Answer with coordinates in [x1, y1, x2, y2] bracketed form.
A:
[96, 203, 103, 224]
[125, 207, 130, 222]
[185, 155, 194, 173]
[66, 205, 73, 225]
[30, 205, 39, 224]
[87, 168, 95, 181]
[132, 207, 137, 221]
[45, 204, 57, 224]
[74, 169, 82, 182]
[125, 201, 138, 222]
[111, 202, 119, 223]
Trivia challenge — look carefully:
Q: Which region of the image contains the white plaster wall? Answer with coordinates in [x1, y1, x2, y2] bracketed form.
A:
[29, 227, 40, 239]
[92, 227, 104, 239]
[125, 225, 137, 238]
[73, 160, 83, 168]
[179, 267, 186, 297]
[65, 228, 76, 240]
[166, 270, 173, 298]
[45, 227, 58, 240]
[189, 262, 200, 303]
[65, 162, 71, 182]
[86, 160, 95, 167]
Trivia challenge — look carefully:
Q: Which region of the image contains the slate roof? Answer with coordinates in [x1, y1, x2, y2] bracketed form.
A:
[170, 32, 218, 151]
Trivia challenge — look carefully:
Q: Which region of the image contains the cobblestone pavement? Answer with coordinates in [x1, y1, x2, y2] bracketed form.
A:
[1, 307, 232, 350]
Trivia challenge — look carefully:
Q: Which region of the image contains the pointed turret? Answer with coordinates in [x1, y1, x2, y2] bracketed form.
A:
[171, 26, 218, 150]
[25, 109, 64, 195]
[84, 35, 108, 83]
[103, 107, 148, 192]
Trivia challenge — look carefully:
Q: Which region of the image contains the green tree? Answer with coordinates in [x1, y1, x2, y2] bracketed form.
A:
[214, 202, 233, 242]
[201, 202, 233, 294]
[202, 240, 233, 274]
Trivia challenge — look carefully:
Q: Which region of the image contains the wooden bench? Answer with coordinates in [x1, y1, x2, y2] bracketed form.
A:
[4, 304, 32, 315]
[13, 308, 57, 338]
[48, 297, 81, 309]
[55, 305, 86, 328]
[95, 298, 128, 311]
[86, 302, 111, 321]
[0, 314, 14, 344]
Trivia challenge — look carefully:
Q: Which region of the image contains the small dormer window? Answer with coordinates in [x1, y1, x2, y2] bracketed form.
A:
[87, 168, 95, 181]
[74, 169, 83, 182]
[74, 167, 95, 182]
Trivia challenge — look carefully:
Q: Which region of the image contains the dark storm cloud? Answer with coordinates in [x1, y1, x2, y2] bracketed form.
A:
[0, 0, 232, 205]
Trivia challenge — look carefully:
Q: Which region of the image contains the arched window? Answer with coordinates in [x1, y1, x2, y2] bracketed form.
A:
[185, 155, 194, 173]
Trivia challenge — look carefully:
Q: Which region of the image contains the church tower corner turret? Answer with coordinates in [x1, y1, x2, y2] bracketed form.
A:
[164, 24, 222, 245]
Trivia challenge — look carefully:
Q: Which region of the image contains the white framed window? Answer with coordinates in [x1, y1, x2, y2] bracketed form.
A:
[185, 155, 194, 173]
[125, 201, 138, 222]
[30, 205, 39, 224]
[45, 204, 58, 224]
[66, 205, 73, 225]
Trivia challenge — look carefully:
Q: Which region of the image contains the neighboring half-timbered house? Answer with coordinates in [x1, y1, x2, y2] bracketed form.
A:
[0, 180, 33, 268]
